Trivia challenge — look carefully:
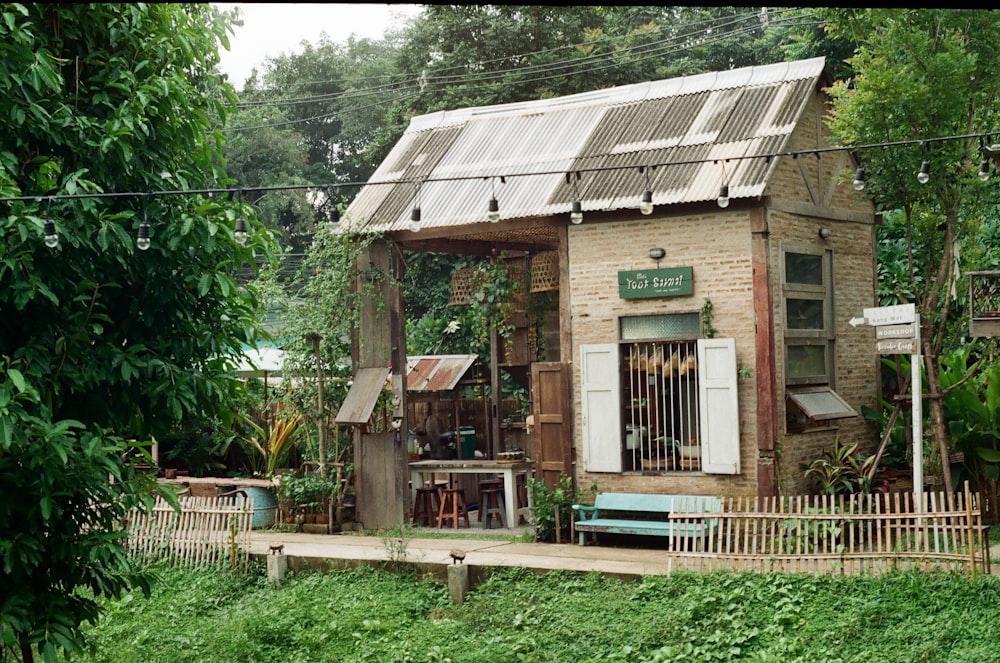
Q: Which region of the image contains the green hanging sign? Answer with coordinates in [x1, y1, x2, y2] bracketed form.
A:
[618, 266, 693, 299]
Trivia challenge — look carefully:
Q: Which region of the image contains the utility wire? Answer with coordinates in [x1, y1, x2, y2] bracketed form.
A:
[231, 9, 818, 113]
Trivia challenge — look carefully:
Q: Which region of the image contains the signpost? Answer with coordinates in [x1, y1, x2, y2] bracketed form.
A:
[852, 303, 923, 513]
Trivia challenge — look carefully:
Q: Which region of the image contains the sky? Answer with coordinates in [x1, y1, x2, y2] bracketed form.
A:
[214, 3, 422, 87]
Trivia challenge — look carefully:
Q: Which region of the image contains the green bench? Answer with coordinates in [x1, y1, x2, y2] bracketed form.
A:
[572, 493, 722, 549]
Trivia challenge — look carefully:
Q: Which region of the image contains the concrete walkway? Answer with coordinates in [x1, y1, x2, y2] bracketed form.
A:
[247, 527, 999, 580]
[248, 528, 687, 580]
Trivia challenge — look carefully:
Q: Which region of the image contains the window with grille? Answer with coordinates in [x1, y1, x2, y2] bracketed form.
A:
[620, 314, 702, 472]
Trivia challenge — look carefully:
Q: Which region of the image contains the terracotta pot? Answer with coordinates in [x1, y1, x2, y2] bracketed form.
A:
[315, 513, 329, 525]
[304, 513, 317, 524]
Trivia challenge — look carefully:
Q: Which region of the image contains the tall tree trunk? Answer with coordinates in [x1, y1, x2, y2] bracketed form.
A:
[919, 206, 959, 495]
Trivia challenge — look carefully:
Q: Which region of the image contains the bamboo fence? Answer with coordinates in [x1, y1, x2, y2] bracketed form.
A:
[602, 486, 989, 577]
[125, 495, 253, 572]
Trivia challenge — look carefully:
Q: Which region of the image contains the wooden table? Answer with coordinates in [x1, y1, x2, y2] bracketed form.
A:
[158, 476, 277, 495]
[409, 459, 533, 527]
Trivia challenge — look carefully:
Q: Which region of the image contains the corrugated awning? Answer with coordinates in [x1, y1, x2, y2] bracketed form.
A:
[405, 355, 478, 392]
[787, 387, 858, 421]
[335, 367, 391, 425]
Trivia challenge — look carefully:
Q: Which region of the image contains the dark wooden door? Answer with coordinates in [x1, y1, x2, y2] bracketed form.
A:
[530, 362, 572, 489]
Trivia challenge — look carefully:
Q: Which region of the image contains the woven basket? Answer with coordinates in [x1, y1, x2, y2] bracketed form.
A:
[530, 251, 559, 292]
[447, 267, 484, 306]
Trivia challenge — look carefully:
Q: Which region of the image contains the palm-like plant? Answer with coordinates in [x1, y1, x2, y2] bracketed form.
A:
[243, 412, 303, 477]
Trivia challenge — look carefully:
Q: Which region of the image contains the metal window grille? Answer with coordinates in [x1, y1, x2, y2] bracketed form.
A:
[623, 340, 700, 472]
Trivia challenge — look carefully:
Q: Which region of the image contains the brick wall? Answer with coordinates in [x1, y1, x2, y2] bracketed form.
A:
[564, 88, 878, 499]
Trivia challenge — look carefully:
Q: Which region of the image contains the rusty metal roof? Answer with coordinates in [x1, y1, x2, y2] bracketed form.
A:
[405, 355, 479, 392]
[343, 57, 827, 234]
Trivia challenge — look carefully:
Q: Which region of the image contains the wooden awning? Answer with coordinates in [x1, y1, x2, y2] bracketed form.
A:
[335, 367, 391, 425]
[405, 355, 478, 392]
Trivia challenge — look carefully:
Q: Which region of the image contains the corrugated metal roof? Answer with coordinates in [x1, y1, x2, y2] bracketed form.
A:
[405, 355, 479, 392]
[343, 57, 827, 234]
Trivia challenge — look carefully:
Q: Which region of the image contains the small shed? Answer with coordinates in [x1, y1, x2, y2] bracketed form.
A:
[340, 56, 879, 528]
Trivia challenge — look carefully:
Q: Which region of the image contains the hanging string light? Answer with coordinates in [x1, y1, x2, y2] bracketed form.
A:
[638, 166, 654, 215]
[487, 176, 504, 223]
[234, 189, 248, 246]
[9, 130, 1000, 244]
[567, 171, 583, 224]
[916, 144, 931, 184]
[40, 198, 59, 249]
[136, 209, 151, 251]
[409, 179, 422, 232]
[716, 160, 730, 208]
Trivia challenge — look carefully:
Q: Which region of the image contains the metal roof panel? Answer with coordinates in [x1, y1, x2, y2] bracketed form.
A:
[344, 57, 827, 232]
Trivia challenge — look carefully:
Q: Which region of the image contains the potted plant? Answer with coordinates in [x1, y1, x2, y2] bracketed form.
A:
[274, 471, 339, 532]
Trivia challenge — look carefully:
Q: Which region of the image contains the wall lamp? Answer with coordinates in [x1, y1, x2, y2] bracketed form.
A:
[818, 228, 832, 240]
[648, 247, 665, 267]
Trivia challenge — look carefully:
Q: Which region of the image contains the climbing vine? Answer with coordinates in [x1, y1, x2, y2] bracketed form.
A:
[468, 253, 527, 345]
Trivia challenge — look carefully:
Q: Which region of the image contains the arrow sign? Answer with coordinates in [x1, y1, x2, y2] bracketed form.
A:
[849, 316, 866, 327]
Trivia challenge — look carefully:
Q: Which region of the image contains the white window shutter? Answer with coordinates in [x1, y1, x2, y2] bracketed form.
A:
[580, 344, 622, 473]
[697, 338, 740, 474]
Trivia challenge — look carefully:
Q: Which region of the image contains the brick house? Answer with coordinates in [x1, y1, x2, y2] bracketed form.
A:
[338, 56, 877, 526]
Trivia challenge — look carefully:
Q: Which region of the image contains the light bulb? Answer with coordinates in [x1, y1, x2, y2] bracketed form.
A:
[136, 221, 151, 251]
[487, 196, 500, 223]
[409, 206, 421, 232]
[717, 184, 730, 208]
[979, 159, 991, 182]
[43, 219, 59, 249]
[570, 200, 583, 224]
[853, 167, 866, 191]
[917, 160, 930, 184]
[639, 190, 653, 215]
[234, 217, 248, 246]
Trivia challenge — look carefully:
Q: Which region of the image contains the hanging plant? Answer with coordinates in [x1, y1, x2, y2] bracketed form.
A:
[468, 253, 527, 344]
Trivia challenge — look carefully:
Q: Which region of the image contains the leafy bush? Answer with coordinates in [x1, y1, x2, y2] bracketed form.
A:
[527, 473, 596, 542]
[803, 438, 875, 495]
[274, 471, 338, 513]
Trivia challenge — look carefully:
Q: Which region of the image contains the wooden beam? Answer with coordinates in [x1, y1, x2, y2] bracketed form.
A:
[765, 197, 875, 225]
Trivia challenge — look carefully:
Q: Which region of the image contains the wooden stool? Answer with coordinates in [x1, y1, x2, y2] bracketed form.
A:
[480, 488, 505, 529]
[477, 478, 503, 522]
[412, 486, 440, 527]
[438, 488, 470, 529]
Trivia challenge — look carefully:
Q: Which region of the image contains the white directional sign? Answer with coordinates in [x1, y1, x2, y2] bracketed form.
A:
[875, 322, 918, 340]
[850, 303, 916, 327]
[849, 303, 924, 512]
[875, 338, 919, 354]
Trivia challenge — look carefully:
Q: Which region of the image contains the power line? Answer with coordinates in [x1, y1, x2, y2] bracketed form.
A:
[230, 9, 818, 115]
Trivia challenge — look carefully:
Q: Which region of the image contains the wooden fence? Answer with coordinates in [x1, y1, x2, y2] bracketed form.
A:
[125, 495, 253, 571]
[643, 488, 989, 576]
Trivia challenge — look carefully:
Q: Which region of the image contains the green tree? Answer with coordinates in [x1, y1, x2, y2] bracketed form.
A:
[0, 5, 277, 660]
[822, 8, 1000, 493]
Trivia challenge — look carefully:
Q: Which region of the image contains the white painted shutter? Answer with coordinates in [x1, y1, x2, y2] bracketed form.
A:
[697, 338, 740, 474]
[580, 344, 622, 473]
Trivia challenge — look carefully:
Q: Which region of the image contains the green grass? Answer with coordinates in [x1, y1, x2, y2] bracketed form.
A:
[68, 564, 1000, 662]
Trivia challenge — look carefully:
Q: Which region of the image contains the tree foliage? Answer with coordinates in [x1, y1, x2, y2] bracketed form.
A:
[822, 8, 1000, 493]
[0, 4, 277, 660]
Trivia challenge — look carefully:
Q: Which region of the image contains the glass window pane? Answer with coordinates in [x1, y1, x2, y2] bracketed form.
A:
[787, 344, 827, 378]
[621, 314, 700, 340]
[787, 298, 824, 330]
[785, 253, 823, 285]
